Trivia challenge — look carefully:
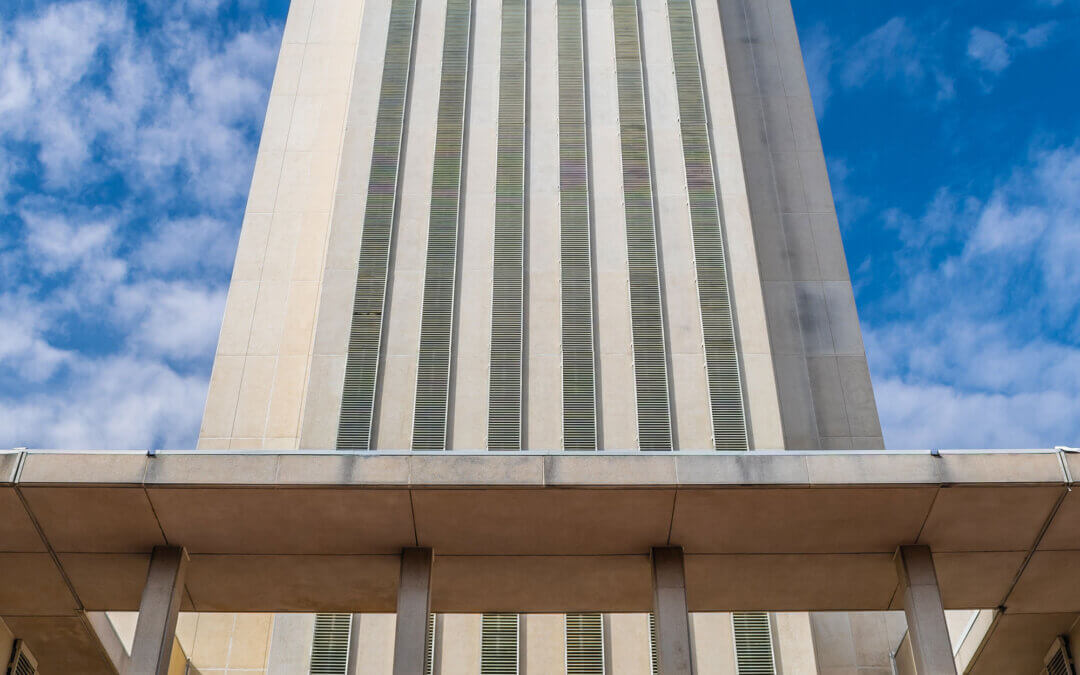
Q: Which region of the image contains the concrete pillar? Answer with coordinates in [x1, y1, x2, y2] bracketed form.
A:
[393, 548, 434, 675]
[652, 547, 695, 674]
[128, 546, 188, 675]
[895, 546, 957, 675]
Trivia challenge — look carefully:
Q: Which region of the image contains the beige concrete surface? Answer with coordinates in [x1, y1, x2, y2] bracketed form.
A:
[607, 613, 655, 675]
[689, 612, 737, 674]
[351, 613, 396, 672]
[436, 614, 482, 673]
[199, 0, 366, 451]
[774, 612, 819, 675]
[523, 614, 565, 674]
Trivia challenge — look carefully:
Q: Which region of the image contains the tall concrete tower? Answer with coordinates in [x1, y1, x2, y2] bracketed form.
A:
[192, 0, 890, 669]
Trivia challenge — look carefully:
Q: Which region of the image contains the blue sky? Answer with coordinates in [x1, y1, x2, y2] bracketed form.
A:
[0, 0, 1076, 449]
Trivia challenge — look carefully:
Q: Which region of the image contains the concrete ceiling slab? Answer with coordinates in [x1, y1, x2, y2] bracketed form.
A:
[1006, 551, 1080, 613]
[59, 553, 152, 611]
[918, 486, 1063, 552]
[669, 488, 937, 553]
[931, 552, 1027, 609]
[684, 553, 897, 611]
[0, 488, 46, 552]
[0, 553, 77, 615]
[966, 612, 1078, 675]
[1, 615, 117, 675]
[431, 555, 653, 612]
[412, 489, 676, 555]
[184, 554, 400, 612]
[1034, 488, 1080, 550]
[146, 488, 416, 554]
[20, 487, 165, 553]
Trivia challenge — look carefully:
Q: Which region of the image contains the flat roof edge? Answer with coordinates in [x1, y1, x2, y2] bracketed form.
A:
[4, 449, 1070, 488]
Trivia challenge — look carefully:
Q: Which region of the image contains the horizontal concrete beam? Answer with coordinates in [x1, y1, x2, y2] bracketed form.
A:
[4, 449, 1072, 488]
[1, 450, 1076, 675]
[0, 450, 1075, 617]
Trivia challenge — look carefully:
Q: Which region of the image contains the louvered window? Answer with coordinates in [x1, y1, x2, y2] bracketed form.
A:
[413, 0, 474, 450]
[487, 0, 528, 450]
[1044, 637, 1075, 675]
[665, 0, 748, 450]
[338, 0, 419, 450]
[310, 613, 353, 675]
[613, 0, 673, 450]
[481, 613, 520, 674]
[648, 613, 660, 675]
[8, 641, 38, 675]
[425, 613, 438, 675]
[566, 613, 604, 673]
[557, 0, 598, 450]
[732, 612, 776, 675]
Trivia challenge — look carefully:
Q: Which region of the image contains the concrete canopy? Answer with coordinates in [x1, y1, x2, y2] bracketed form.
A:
[2, 448, 1078, 672]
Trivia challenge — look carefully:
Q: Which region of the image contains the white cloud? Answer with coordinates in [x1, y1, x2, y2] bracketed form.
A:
[966, 22, 1058, 76]
[967, 28, 1011, 73]
[801, 24, 833, 117]
[842, 18, 919, 87]
[0, 354, 207, 449]
[21, 210, 117, 273]
[0, 0, 281, 449]
[136, 216, 239, 273]
[866, 142, 1080, 448]
[837, 17, 954, 102]
[0, 0, 278, 204]
[874, 378, 1075, 449]
[113, 280, 227, 360]
[0, 295, 71, 383]
[1020, 22, 1057, 48]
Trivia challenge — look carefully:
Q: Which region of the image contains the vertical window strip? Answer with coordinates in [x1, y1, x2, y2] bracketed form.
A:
[481, 613, 520, 674]
[648, 613, 659, 675]
[565, 613, 605, 674]
[412, 0, 474, 450]
[310, 613, 353, 675]
[665, 0, 748, 450]
[613, 0, 673, 450]
[425, 614, 437, 675]
[338, 0, 420, 450]
[488, 0, 528, 450]
[558, 0, 598, 450]
[732, 612, 777, 675]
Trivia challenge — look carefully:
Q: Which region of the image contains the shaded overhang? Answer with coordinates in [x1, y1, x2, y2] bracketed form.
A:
[2, 448, 1079, 672]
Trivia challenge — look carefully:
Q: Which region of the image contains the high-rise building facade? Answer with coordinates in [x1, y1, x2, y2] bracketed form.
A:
[2, 0, 1076, 671]
[189, 0, 896, 669]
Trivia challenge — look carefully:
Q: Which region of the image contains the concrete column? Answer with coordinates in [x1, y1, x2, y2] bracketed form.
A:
[393, 548, 434, 675]
[652, 547, 695, 674]
[128, 546, 188, 675]
[895, 546, 957, 675]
